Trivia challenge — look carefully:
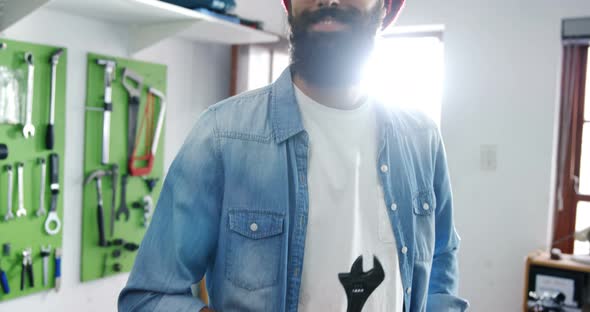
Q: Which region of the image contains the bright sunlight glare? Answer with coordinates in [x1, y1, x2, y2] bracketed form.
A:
[362, 35, 444, 126]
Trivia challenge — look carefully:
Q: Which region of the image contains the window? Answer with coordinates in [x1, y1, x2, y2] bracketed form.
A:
[363, 32, 444, 125]
[573, 47, 590, 255]
[553, 43, 590, 255]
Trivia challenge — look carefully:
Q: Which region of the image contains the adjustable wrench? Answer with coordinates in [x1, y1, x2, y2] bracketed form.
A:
[44, 153, 61, 235]
[4, 165, 14, 221]
[22, 53, 35, 138]
[16, 163, 26, 218]
[36, 158, 46, 217]
[338, 255, 385, 312]
[46, 49, 63, 150]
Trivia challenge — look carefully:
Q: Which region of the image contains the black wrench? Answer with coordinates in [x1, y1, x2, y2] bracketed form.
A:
[338, 255, 385, 312]
[116, 174, 130, 221]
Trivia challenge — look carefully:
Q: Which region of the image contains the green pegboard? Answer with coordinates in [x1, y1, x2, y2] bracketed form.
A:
[81, 53, 166, 282]
[0, 39, 67, 300]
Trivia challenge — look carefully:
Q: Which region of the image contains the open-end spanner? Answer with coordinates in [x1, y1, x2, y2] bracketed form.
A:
[22, 52, 35, 138]
[16, 163, 26, 218]
[4, 165, 14, 221]
[36, 158, 46, 217]
[116, 174, 130, 222]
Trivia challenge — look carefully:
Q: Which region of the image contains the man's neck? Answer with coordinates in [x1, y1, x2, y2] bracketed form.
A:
[293, 73, 367, 111]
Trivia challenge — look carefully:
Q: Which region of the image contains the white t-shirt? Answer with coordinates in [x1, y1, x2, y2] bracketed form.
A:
[295, 85, 404, 312]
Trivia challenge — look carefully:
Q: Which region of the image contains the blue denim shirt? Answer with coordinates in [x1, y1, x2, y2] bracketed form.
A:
[118, 67, 469, 312]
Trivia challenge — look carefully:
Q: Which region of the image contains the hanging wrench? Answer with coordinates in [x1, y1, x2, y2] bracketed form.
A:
[115, 174, 130, 222]
[44, 154, 61, 235]
[46, 49, 63, 150]
[36, 158, 46, 217]
[16, 163, 26, 218]
[22, 52, 35, 138]
[4, 165, 14, 221]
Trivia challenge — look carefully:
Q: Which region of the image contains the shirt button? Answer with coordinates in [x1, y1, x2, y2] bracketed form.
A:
[401, 246, 408, 254]
[423, 202, 430, 210]
[390, 203, 398, 211]
[250, 223, 258, 232]
[406, 287, 412, 294]
[380, 164, 389, 173]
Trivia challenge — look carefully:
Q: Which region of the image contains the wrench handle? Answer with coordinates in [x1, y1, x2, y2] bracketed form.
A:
[49, 153, 59, 194]
[17, 163, 24, 207]
[46, 124, 54, 150]
[27, 263, 34, 287]
[20, 263, 25, 291]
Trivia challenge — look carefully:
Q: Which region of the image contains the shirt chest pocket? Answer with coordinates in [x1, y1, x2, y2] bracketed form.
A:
[412, 188, 436, 262]
[225, 210, 285, 291]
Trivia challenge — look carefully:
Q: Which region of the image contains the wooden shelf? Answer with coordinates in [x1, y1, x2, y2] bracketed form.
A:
[1, 0, 280, 54]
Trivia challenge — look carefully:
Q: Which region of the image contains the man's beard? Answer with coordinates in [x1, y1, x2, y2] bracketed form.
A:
[288, 4, 384, 88]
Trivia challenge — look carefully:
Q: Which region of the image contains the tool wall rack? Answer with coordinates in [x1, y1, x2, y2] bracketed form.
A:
[0, 39, 66, 301]
[82, 53, 166, 282]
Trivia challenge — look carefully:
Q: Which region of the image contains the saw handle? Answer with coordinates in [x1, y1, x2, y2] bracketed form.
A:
[129, 154, 154, 177]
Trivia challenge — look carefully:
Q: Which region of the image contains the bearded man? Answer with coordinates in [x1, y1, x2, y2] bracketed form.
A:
[119, 1, 469, 311]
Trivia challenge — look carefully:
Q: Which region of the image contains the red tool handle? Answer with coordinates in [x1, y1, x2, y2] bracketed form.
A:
[128, 154, 154, 177]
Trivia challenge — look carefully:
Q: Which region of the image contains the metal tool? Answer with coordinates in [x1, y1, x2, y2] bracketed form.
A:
[142, 177, 160, 193]
[46, 48, 63, 150]
[129, 87, 166, 176]
[16, 162, 26, 218]
[116, 174, 130, 222]
[36, 158, 46, 217]
[122, 68, 144, 162]
[96, 59, 116, 165]
[110, 164, 118, 238]
[54, 248, 62, 291]
[20, 248, 34, 290]
[133, 195, 154, 227]
[4, 165, 14, 221]
[22, 53, 35, 138]
[84, 169, 113, 247]
[40, 245, 51, 286]
[0, 144, 8, 160]
[338, 255, 385, 312]
[44, 154, 61, 235]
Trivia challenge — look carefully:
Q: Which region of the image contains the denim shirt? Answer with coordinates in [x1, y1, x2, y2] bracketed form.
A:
[118, 67, 469, 312]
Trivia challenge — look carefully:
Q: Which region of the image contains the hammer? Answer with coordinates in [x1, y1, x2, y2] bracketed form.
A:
[84, 169, 113, 247]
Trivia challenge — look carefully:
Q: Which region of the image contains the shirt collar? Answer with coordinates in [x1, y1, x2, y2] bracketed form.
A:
[270, 66, 394, 144]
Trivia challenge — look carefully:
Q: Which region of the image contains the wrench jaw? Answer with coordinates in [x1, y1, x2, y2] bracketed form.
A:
[22, 125, 35, 138]
[4, 211, 14, 222]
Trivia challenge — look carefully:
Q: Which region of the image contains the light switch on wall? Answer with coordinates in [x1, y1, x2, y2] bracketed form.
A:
[480, 145, 497, 171]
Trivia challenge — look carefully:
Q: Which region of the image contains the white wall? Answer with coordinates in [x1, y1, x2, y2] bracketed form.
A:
[1, 7, 230, 312]
[391, 0, 590, 310]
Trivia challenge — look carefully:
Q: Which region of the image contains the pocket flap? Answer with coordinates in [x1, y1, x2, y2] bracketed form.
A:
[413, 188, 436, 216]
[228, 210, 284, 239]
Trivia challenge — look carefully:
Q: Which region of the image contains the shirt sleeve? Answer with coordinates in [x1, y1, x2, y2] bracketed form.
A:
[426, 127, 470, 312]
[118, 107, 223, 312]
